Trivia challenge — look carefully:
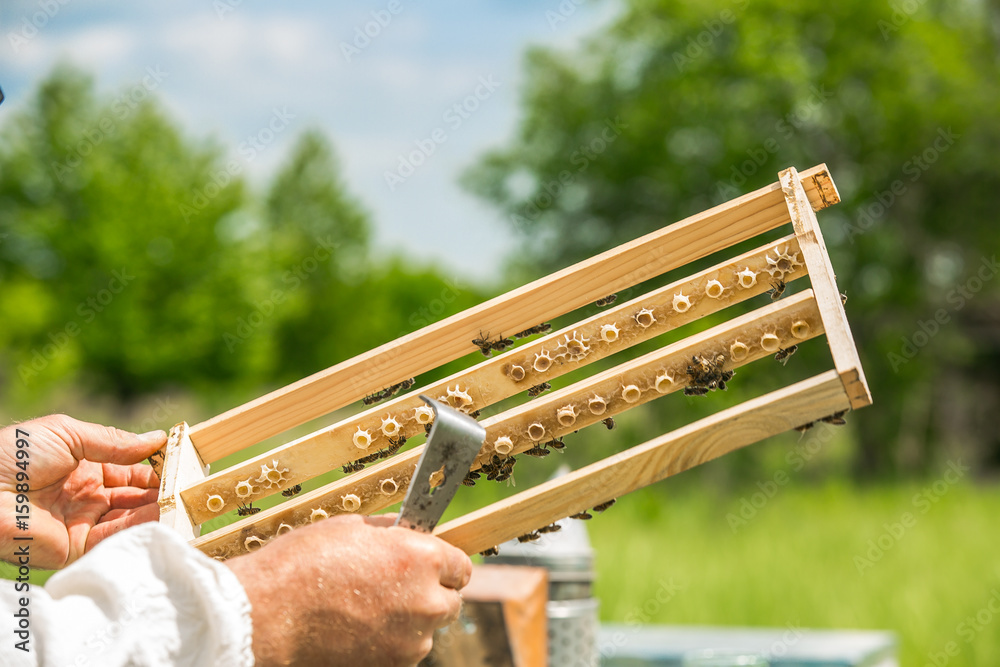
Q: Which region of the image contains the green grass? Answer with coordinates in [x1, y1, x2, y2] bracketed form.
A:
[586, 480, 1000, 666]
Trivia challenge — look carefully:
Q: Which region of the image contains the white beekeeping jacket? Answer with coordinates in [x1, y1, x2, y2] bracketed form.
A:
[0, 522, 254, 666]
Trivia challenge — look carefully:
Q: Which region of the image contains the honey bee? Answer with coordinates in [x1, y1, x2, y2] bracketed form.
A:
[515, 323, 552, 338]
[342, 461, 365, 474]
[462, 470, 481, 487]
[595, 294, 617, 307]
[794, 422, 815, 434]
[468, 409, 482, 419]
[472, 331, 494, 356]
[545, 437, 566, 451]
[281, 484, 302, 498]
[602, 417, 616, 430]
[570, 511, 593, 520]
[821, 410, 848, 426]
[517, 531, 541, 543]
[840, 292, 848, 306]
[384, 436, 407, 456]
[423, 423, 432, 435]
[593, 499, 616, 513]
[686, 353, 732, 393]
[538, 523, 562, 534]
[684, 386, 709, 397]
[527, 382, 551, 397]
[490, 335, 514, 353]
[479, 546, 500, 557]
[236, 503, 260, 517]
[523, 445, 550, 458]
[769, 279, 786, 300]
[774, 345, 798, 366]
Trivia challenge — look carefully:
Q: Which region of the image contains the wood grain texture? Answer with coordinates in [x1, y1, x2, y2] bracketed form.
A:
[434, 371, 851, 555]
[189, 165, 838, 463]
[157, 422, 209, 541]
[183, 235, 808, 523]
[191, 292, 825, 558]
[779, 167, 872, 409]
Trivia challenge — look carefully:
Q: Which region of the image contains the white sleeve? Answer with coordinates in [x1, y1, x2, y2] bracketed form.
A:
[0, 522, 255, 667]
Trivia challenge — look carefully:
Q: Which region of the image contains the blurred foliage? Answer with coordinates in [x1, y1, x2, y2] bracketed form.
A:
[0, 65, 484, 410]
[464, 0, 1000, 476]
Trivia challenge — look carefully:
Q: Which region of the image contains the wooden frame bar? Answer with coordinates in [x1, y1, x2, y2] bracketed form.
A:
[157, 422, 209, 541]
[183, 235, 808, 521]
[435, 371, 850, 555]
[779, 168, 872, 409]
[189, 165, 839, 462]
[191, 291, 825, 557]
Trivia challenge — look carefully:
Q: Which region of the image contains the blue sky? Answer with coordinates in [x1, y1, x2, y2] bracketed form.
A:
[0, 1, 617, 280]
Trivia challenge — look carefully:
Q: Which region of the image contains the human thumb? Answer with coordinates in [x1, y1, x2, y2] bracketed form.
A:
[51, 415, 168, 465]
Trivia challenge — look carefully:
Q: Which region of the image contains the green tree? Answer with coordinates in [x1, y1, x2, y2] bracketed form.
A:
[0, 65, 269, 399]
[464, 0, 1000, 475]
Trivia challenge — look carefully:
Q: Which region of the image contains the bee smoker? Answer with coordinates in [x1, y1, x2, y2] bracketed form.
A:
[487, 480, 599, 666]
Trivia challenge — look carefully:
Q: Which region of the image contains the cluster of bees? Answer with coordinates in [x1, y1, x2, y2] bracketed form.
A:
[467, 453, 518, 486]
[522, 437, 567, 459]
[479, 499, 617, 556]
[363, 378, 415, 406]
[342, 436, 407, 474]
[684, 353, 735, 396]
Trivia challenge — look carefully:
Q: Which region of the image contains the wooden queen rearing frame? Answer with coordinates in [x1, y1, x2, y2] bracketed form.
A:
[154, 164, 872, 559]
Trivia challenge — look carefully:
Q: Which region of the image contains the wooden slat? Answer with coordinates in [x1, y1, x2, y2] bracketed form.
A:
[779, 168, 872, 409]
[191, 291, 825, 558]
[189, 165, 839, 462]
[183, 235, 808, 522]
[157, 422, 209, 541]
[435, 371, 850, 555]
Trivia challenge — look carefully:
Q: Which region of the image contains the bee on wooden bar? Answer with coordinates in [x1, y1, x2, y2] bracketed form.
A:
[472, 331, 494, 356]
[236, 503, 260, 517]
[821, 410, 848, 426]
[841, 292, 848, 306]
[686, 353, 732, 393]
[281, 484, 302, 498]
[479, 546, 500, 557]
[423, 423, 432, 435]
[538, 523, 562, 534]
[593, 499, 616, 513]
[468, 409, 482, 419]
[570, 511, 593, 520]
[515, 323, 552, 338]
[523, 445, 550, 458]
[462, 470, 481, 487]
[774, 345, 798, 366]
[794, 422, 815, 435]
[517, 531, 542, 543]
[769, 279, 786, 301]
[527, 382, 551, 397]
[684, 386, 710, 397]
[602, 417, 616, 430]
[594, 294, 617, 307]
[546, 437, 566, 451]
[490, 335, 514, 353]
[384, 436, 407, 456]
[342, 461, 365, 474]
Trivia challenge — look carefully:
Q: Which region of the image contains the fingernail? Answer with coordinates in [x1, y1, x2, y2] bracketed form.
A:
[139, 430, 167, 440]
